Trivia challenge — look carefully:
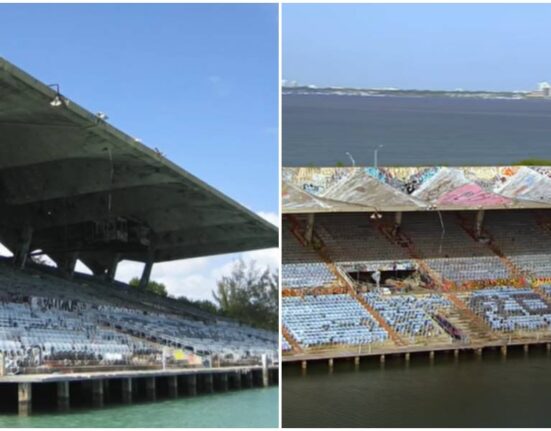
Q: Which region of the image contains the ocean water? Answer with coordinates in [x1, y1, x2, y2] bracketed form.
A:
[283, 94, 551, 166]
[0, 387, 278, 428]
[283, 348, 551, 428]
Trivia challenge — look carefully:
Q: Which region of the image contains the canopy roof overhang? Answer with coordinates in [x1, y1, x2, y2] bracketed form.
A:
[0, 58, 277, 273]
[283, 166, 551, 214]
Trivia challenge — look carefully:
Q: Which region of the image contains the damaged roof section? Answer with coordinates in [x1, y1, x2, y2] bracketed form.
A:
[282, 166, 551, 213]
[0, 57, 277, 274]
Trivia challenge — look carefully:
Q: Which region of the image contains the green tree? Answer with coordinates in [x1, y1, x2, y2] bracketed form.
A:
[129, 277, 168, 297]
[213, 259, 278, 331]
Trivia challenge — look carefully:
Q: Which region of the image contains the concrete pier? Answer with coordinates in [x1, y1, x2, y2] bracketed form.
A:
[203, 373, 214, 394]
[92, 380, 104, 407]
[145, 377, 156, 401]
[167, 375, 178, 398]
[354, 356, 360, 365]
[121, 378, 132, 404]
[186, 374, 197, 396]
[231, 372, 242, 390]
[380, 354, 385, 365]
[524, 344, 530, 354]
[0, 364, 277, 416]
[57, 381, 70, 411]
[501, 345, 508, 357]
[301, 360, 307, 370]
[18, 383, 32, 416]
[405, 352, 410, 363]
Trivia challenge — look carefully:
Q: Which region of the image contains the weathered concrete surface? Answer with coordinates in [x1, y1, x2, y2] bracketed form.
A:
[283, 166, 551, 213]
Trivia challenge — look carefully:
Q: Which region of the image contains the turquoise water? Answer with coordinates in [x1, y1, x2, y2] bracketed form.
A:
[0, 387, 278, 428]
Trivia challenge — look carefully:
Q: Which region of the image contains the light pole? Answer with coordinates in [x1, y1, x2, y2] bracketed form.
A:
[345, 152, 356, 167]
[374, 145, 383, 168]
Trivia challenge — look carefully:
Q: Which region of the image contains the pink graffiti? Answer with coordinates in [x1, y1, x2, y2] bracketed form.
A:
[437, 183, 511, 206]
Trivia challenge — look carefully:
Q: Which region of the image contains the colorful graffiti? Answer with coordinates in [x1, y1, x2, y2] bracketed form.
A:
[283, 166, 551, 213]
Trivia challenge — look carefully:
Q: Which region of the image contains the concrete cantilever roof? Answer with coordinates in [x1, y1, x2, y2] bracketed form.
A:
[283, 166, 551, 213]
[0, 58, 277, 273]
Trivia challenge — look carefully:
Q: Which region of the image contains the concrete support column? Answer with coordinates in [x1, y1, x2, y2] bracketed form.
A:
[121, 378, 132, 404]
[454, 349, 459, 359]
[547, 343, 551, 353]
[475, 209, 485, 238]
[186, 375, 197, 396]
[219, 373, 228, 392]
[393, 212, 403, 235]
[475, 348, 483, 357]
[14, 225, 33, 269]
[145, 377, 156, 401]
[243, 371, 253, 388]
[92, 380, 104, 407]
[262, 354, 269, 387]
[18, 383, 32, 416]
[328, 358, 334, 370]
[301, 360, 307, 370]
[501, 345, 508, 357]
[405, 352, 411, 364]
[429, 351, 435, 362]
[354, 356, 360, 366]
[57, 381, 70, 411]
[204, 374, 214, 393]
[524, 344, 529, 354]
[139, 256, 154, 290]
[106, 253, 121, 282]
[380, 354, 385, 366]
[305, 213, 315, 245]
[233, 372, 242, 389]
[167, 375, 178, 398]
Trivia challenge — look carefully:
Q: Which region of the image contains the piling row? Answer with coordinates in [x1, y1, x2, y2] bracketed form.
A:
[1, 367, 278, 416]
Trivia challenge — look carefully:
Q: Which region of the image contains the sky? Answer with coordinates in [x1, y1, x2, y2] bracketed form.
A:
[0, 4, 279, 300]
[284, 4, 551, 92]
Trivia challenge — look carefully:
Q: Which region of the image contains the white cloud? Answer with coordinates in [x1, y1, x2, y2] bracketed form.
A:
[257, 211, 279, 227]
[0, 242, 13, 257]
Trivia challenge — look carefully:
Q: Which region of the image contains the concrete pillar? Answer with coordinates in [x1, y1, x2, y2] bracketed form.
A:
[547, 343, 551, 352]
[475, 209, 485, 238]
[393, 212, 403, 235]
[204, 374, 214, 393]
[305, 213, 315, 244]
[500, 345, 508, 357]
[186, 375, 197, 396]
[380, 354, 385, 365]
[354, 356, 360, 366]
[232, 372, 242, 389]
[57, 381, 70, 411]
[145, 377, 156, 401]
[328, 358, 334, 370]
[524, 344, 529, 354]
[301, 360, 307, 370]
[219, 373, 229, 392]
[14, 225, 33, 269]
[429, 351, 435, 362]
[168, 375, 178, 398]
[454, 349, 459, 359]
[405, 352, 411, 362]
[475, 347, 483, 357]
[18, 383, 32, 416]
[262, 354, 269, 387]
[121, 378, 132, 404]
[243, 371, 253, 388]
[106, 253, 121, 282]
[139, 257, 154, 290]
[92, 380, 104, 407]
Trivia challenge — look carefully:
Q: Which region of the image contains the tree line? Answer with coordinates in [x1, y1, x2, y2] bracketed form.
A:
[129, 259, 278, 331]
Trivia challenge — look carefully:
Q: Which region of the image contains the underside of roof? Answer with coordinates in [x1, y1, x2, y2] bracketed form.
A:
[283, 166, 551, 213]
[0, 58, 277, 274]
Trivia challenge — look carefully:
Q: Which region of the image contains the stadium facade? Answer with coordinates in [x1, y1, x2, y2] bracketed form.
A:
[0, 58, 278, 415]
[282, 166, 551, 366]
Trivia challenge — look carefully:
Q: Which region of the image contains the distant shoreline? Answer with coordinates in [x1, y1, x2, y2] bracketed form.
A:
[282, 86, 550, 101]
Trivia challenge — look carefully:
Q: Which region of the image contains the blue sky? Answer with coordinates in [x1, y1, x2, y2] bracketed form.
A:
[0, 4, 279, 300]
[284, 4, 551, 91]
